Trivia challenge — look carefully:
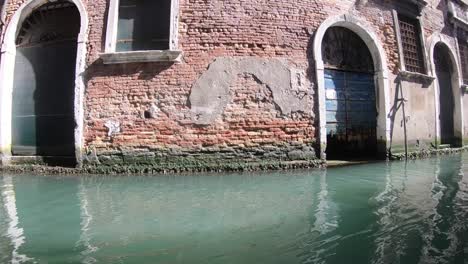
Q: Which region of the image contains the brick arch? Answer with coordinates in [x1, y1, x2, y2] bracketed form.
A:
[0, 0, 89, 165]
[313, 14, 391, 159]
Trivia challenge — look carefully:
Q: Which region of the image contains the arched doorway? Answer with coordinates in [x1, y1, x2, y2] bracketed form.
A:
[11, 2, 80, 157]
[322, 27, 377, 159]
[434, 43, 455, 146]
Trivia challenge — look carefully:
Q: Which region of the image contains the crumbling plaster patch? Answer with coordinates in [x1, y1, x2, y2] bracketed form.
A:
[105, 120, 121, 137]
[189, 57, 313, 125]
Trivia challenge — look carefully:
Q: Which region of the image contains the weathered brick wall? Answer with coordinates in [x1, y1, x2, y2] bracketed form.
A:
[84, 1, 364, 167]
[423, 0, 453, 38]
[1, 0, 464, 170]
[81, 0, 403, 168]
[82, 0, 329, 168]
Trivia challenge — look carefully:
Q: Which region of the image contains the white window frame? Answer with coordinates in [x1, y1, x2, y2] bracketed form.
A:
[101, 0, 181, 64]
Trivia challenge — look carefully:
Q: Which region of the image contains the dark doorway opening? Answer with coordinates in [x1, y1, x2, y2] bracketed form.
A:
[434, 44, 455, 146]
[12, 2, 80, 164]
[322, 27, 377, 160]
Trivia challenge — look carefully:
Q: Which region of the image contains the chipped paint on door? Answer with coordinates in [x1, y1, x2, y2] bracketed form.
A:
[325, 69, 377, 158]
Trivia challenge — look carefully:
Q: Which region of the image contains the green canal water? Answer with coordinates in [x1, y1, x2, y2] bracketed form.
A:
[1, 154, 468, 264]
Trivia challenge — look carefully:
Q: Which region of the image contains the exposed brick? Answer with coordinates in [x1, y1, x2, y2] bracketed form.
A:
[0, 0, 463, 170]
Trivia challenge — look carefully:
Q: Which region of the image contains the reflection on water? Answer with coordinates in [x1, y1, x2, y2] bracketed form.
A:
[1, 154, 468, 264]
[1, 176, 32, 264]
[77, 182, 98, 264]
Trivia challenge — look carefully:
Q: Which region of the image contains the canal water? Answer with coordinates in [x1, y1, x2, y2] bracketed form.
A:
[1, 154, 468, 264]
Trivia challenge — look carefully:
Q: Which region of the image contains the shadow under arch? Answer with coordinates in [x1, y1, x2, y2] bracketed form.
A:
[427, 34, 464, 147]
[0, 0, 89, 166]
[312, 14, 391, 160]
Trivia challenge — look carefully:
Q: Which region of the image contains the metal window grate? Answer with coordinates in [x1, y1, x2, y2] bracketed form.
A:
[460, 43, 468, 84]
[398, 15, 425, 73]
[459, 34, 468, 84]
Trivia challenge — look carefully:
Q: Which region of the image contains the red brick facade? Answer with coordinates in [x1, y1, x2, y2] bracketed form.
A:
[1, 0, 467, 171]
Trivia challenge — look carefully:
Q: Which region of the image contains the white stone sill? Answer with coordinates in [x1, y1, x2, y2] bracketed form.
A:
[399, 70, 435, 83]
[100, 50, 182, 64]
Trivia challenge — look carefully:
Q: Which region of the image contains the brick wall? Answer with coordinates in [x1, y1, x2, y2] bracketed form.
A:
[0, 0, 462, 170]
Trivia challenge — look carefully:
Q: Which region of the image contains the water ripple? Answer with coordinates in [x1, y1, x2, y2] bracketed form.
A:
[1, 176, 34, 264]
[1, 155, 468, 263]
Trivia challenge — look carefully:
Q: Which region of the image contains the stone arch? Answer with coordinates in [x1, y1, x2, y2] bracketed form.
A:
[0, 0, 88, 165]
[428, 33, 464, 146]
[313, 14, 391, 159]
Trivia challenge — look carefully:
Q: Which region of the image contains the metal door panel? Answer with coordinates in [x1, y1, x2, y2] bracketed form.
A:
[326, 100, 346, 111]
[325, 69, 377, 158]
[347, 101, 375, 112]
[347, 83, 374, 92]
[346, 91, 375, 101]
[325, 72, 345, 88]
[326, 111, 346, 123]
[12, 42, 76, 156]
[347, 72, 374, 81]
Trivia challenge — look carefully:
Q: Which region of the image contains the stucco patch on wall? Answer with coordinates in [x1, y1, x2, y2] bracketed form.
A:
[189, 57, 313, 125]
[105, 120, 121, 137]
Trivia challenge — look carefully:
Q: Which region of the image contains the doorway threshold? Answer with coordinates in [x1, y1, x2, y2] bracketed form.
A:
[326, 159, 379, 168]
[437, 144, 452, 150]
[9, 156, 76, 167]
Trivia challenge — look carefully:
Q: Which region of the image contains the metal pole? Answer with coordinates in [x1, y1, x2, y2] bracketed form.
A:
[399, 80, 409, 160]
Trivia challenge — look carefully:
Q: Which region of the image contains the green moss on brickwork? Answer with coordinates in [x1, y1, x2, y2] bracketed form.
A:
[0, 156, 323, 175]
[83, 154, 323, 174]
[389, 139, 438, 157]
[2, 146, 467, 175]
[376, 139, 388, 158]
[0, 142, 323, 174]
[390, 146, 468, 160]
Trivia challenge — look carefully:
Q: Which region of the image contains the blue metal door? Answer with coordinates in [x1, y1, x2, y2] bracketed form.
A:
[325, 69, 377, 158]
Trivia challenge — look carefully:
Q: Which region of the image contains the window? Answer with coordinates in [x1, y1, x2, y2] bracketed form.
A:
[397, 14, 426, 73]
[103, 0, 181, 63]
[116, 0, 170, 51]
[458, 31, 468, 84]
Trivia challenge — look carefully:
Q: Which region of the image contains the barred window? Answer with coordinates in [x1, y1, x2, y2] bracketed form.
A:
[116, 0, 171, 52]
[458, 32, 468, 84]
[398, 15, 425, 73]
